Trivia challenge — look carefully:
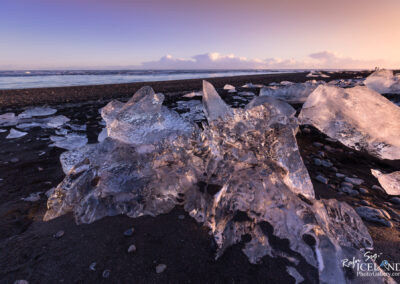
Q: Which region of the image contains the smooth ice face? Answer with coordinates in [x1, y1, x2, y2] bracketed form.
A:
[45, 83, 379, 283]
[299, 85, 400, 160]
[364, 69, 400, 94]
[371, 169, 400, 195]
[106, 86, 195, 145]
[260, 81, 324, 104]
[202, 80, 233, 122]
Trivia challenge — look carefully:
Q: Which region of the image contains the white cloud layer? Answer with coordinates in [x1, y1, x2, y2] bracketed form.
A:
[141, 51, 394, 69]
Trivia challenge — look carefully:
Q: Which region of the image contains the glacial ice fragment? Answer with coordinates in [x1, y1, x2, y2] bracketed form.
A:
[364, 69, 400, 94]
[223, 84, 236, 93]
[45, 82, 383, 283]
[299, 85, 400, 160]
[183, 91, 203, 98]
[106, 86, 195, 145]
[260, 81, 324, 104]
[371, 169, 400, 195]
[6, 128, 27, 139]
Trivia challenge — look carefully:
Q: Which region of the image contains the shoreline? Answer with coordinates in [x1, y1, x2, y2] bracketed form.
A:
[0, 71, 371, 107]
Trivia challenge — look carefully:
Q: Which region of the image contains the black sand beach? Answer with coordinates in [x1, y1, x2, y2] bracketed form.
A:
[1, 71, 399, 284]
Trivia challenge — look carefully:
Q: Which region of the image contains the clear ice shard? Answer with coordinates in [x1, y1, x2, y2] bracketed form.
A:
[45, 82, 383, 283]
[364, 69, 400, 94]
[6, 128, 27, 139]
[260, 81, 324, 104]
[299, 85, 400, 160]
[371, 169, 400, 195]
[202, 80, 233, 122]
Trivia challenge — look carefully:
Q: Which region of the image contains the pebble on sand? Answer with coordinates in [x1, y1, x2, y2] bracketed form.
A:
[128, 244, 136, 253]
[54, 230, 64, 238]
[124, 227, 134, 237]
[102, 269, 110, 278]
[156, 264, 167, 274]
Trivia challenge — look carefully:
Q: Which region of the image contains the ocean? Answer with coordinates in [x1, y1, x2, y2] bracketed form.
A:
[0, 69, 298, 90]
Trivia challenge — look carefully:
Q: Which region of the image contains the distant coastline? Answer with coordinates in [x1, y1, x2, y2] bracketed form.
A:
[0, 71, 372, 108]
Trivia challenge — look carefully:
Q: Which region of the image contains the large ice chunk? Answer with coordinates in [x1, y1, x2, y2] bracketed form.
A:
[45, 83, 384, 283]
[260, 81, 324, 104]
[371, 169, 400, 195]
[364, 69, 400, 94]
[299, 85, 400, 160]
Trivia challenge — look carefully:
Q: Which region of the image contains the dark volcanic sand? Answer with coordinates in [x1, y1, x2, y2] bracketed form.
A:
[0, 71, 399, 284]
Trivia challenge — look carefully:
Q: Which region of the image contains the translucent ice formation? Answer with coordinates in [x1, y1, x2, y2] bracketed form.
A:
[45, 82, 383, 283]
[260, 81, 324, 104]
[364, 69, 400, 94]
[299, 85, 400, 160]
[371, 169, 400, 195]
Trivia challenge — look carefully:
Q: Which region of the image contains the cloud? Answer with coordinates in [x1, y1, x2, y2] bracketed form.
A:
[140, 51, 393, 69]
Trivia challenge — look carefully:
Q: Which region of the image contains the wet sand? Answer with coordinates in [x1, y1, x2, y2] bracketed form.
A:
[1, 71, 399, 284]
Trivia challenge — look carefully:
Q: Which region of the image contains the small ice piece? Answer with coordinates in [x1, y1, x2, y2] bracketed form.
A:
[50, 133, 88, 151]
[6, 128, 27, 139]
[98, 128, 108, 142]
[22, 192, 41, 202]
[16, 115, 70, 129]
[299, 85, 400, 160]
[0, 113, 18, 126]
[46, 115, 70, 128]
[306, 71, 330, 78]
[0, 129, 6, 133]
[183, 91, 203, 98]
[68, 124, 87, 131]
[260, 81, 322, 104]
[242, 83, 264, 88]
[18, 107, 57, 119]
[202, 80, 233, 122]
[364, 69, 400, 94]
[371, 169, 400, 196]
[280, 81, 294, 86]
[245, 96, 296, 118]
[223, 84, 236, 93]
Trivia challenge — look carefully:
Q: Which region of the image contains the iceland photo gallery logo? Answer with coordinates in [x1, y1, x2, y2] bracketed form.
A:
[342, 249, 400, 277]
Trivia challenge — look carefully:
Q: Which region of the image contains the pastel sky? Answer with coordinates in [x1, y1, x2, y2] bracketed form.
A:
[1, 0, 399, 69]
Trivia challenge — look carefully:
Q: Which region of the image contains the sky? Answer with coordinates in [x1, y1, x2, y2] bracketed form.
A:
[0, 0, 399, 70]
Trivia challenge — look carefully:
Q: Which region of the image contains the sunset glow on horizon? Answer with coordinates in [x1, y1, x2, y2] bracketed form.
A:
[1, 0, 399, 69]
